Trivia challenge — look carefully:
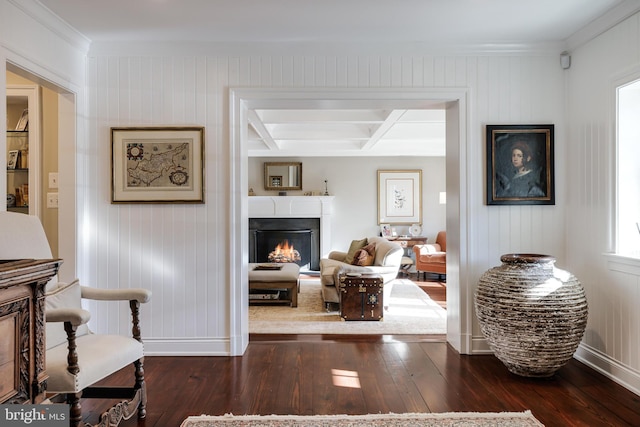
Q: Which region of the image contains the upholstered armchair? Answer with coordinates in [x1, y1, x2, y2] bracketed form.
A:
[413, 231, 446, 280]
[0, 212, 151, 427]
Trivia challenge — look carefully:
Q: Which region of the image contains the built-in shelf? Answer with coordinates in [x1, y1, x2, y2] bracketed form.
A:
[6, 85, 40, 216]
[8, 206, 29, 213]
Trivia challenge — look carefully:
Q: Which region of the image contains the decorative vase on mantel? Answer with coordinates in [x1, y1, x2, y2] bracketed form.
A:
[475, 253, 588, 378]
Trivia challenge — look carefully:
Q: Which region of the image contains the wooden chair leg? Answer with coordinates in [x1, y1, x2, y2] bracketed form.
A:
[134, 358, 147, 419]
[67, 392, 83, 427]
[131, 300, 147, 419]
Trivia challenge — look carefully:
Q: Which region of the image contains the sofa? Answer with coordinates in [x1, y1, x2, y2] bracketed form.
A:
[319, 236, 403, 307]
[413, 230, 446, 280]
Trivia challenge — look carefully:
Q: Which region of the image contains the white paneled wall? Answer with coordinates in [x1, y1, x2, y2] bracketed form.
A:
[82, 49, 566, 356]
[85, 55, 233, 353]
[567, 12, 640, 394]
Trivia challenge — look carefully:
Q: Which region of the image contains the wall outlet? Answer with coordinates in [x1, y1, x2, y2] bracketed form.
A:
[47, 192, 59, 209]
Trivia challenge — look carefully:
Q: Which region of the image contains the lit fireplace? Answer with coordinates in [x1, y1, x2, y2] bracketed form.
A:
[268, 240, 301, 263]
[250, 219, 319, 270]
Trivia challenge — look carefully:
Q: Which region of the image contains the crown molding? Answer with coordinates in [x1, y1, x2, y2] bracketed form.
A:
[566, 0, 640, 51]
[9, 0, 90, 53]
[88, 40, 566, 58]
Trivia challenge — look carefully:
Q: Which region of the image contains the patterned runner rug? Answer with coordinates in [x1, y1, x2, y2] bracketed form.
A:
[181, 411, 544, 426]
[249, 278, 446, 334]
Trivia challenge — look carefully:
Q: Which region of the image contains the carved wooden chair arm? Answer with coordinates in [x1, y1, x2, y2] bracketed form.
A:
[46, 307, 91, 326]
[80, 286, 151, 303]
[80, 287, 150, 343]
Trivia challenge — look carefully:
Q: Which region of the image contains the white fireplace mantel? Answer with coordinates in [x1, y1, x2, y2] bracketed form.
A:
[249, 196, 334, 257]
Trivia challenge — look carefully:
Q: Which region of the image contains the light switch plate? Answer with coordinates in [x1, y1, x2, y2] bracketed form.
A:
[48, 172, 59, 189]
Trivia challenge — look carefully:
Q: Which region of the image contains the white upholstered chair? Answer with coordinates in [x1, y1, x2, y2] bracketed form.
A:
[0, 212, 151, 427]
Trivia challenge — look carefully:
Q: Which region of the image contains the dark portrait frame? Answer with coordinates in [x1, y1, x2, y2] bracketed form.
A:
[486, 124, 554, 205]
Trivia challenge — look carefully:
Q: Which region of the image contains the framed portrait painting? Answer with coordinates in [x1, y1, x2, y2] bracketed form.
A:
[377, 169, 422, 224]
[486, 124, 555, 205]
[111, 127, 204, 203]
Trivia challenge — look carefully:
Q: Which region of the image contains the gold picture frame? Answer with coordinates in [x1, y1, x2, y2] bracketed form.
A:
[111, 127, 205, 203]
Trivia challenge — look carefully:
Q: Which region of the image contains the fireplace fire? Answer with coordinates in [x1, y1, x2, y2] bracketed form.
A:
[250, 218, 320, 270]
[268, 240, 301, 263]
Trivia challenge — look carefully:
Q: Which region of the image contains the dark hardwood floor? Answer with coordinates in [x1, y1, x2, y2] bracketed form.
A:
[79, 275, 639, 426]
[81, 334, 640, 427]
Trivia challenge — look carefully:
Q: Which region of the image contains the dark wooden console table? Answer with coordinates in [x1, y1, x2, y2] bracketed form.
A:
[0, 258, 62, 404]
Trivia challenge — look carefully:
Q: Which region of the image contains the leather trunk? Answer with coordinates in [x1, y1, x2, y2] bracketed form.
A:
[339, 273, 383, 321]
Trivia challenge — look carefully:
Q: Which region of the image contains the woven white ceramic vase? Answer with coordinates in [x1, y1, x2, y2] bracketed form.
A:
[475, 253, 588, 377]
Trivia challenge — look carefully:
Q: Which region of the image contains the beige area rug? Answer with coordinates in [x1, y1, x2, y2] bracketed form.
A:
[249, 278, 446, 334]
[181, 411, 544, 426]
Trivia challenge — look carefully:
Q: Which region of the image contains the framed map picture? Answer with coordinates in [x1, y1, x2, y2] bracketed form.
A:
[111, 127, 204, 203]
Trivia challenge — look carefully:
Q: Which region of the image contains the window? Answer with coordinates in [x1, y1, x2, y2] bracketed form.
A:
[616, 79, 640, 257]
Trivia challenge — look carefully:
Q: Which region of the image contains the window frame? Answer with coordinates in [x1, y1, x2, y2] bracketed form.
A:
[613, 68, 640, 259]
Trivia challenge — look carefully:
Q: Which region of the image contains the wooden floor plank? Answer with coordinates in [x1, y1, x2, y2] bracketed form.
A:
[420, 343, 509, 413]
[377, 342, 430, 413]
[355, 342, 404, 414]
[297, 344, 316, 415]
[395, 341, 455, 413]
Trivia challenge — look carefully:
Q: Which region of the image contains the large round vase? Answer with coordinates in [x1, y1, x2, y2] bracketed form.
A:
[475, 254, 588, 377]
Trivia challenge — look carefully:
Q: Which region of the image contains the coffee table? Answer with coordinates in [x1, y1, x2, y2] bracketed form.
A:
[248, 263, 300, 307]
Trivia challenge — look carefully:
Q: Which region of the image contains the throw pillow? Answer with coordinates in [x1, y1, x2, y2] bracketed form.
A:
[344, 238, 368, 264]
[351, 248, 375, 266]
[362, 242, 376, 256]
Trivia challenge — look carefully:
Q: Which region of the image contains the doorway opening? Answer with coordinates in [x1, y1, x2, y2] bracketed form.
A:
[5, 61, 77, 278]
[230, 88, 468, 354]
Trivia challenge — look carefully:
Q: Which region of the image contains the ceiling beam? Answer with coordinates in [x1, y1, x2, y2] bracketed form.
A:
[248, 109, 279, 151]
[361, 110, 406, 151]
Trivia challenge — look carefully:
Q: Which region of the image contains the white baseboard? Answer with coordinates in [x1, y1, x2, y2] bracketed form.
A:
[143, 337, 231, 356]
[471, 336, 492, 353]
[574, 343, 640, 396]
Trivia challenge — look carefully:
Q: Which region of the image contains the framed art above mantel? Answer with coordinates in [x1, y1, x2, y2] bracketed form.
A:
[377, 169, 422, 225]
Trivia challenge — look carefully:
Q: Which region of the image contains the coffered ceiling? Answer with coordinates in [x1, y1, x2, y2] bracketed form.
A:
[247, 108, 446, 157]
